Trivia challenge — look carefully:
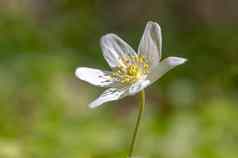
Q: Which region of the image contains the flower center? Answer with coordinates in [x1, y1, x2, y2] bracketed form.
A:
[112, 55, 149, 84]
[127, 65, 139, 76]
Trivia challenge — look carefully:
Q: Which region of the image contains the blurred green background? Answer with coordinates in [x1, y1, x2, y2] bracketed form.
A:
[0, 0, 238, 158]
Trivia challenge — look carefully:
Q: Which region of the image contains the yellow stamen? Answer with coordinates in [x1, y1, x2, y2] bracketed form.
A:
[112, 55, 149, 84]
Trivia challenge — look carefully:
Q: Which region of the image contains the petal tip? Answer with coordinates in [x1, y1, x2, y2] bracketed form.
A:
[100, 33, 116, 41]
[146, 21, 161, 29]
[88, 103, 97, 108]
[75, 67, 83, 78]
[88, 100, 100, 108]
[167, 57, 187, 65]
[147, 21, 158, 25]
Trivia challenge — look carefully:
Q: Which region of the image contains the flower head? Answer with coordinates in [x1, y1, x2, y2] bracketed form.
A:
[75, 21, 187, 108]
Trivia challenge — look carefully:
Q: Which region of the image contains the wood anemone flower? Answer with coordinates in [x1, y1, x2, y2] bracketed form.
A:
[75, 21, 187, 108]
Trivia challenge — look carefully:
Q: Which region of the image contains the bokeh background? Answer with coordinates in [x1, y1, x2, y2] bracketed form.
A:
[0, 0, 238, 158]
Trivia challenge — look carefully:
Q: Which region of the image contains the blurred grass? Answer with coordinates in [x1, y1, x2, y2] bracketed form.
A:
[0, 0, 237, 158]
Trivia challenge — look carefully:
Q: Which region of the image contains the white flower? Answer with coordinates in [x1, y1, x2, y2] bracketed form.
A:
[75, 21, 187, 108]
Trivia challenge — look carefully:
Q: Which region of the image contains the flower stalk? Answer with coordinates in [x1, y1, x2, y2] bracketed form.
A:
[128, 90, 145, 158]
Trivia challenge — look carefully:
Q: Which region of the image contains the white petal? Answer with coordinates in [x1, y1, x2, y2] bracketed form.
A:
[138, 21, 162, 68]
[89, 87, 128, 108]
[75, 67, 114, 87]
[147, 57, 187, 83]
[129, 79, 151, 95]
[100, 33, 137, 68]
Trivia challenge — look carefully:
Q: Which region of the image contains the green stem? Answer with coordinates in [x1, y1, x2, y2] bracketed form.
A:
[128, 90, 145, 158]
